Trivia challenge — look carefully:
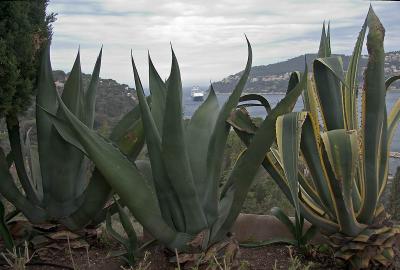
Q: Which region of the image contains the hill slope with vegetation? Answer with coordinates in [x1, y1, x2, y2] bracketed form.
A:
[52, 70, 137, 133]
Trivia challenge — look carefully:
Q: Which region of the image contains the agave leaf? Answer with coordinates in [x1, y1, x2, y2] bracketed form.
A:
[6, 118, 40, 205]
[286, 72, 301, 111]
[326, 23, 331, 56]
[59, 50, 84, 119]
[36, 43, 58, 153]
[36, 44, 58, 197]
[302, 75, 320, 125]
[300, 117, 335, 216]
[271, 206, 296, 238]
[262, 155, 292, 203]
[162, 48, 207, 234]
[227, 107, 258, 135]
[37, 112, 87, 155]
[83, 47, 103, 128]
[276, 112, 307, 221]
[109, 102, 145, 161]
[131, 52, 184, 231]
[115, 199, 138, 252]
[286, 71, 301, 95]
[238, 94, 271, 113]
[107, 249, 129, 258]
[5, 150, 13, 169]
[385, 75, 400, 90]
[60, 168, 111, 230]
[344, 19, 367, 130]
[321, 130, 364, 236]
[186, 86, 219, 204]
[300, 202, 339, 234]
[24, 128, 43, 201]
[148, 54, 167, 135]
[204, 37, 252, 225]
[387, 75, 400, 147]
[313, 56, 346, 131]
[240, 238, 297, 248]
[379, 75, 400, 197]
[135, 160, 154, 189]
[318, 23, 331, 58]
[378, 109, 389, 198]
[106, 210, 128, 247]
[301, 224, 318, 244]
[0, 147, 47, 223]
[358, 7, 386, 223]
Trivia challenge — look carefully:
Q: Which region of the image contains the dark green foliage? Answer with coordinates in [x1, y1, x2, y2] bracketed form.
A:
[0, 0, 55, 119]
[242, 177, 293, 215]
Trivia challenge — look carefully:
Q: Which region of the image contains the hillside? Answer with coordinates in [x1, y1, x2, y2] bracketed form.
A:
[212, 51, 400, 93]
[52, 71, 137, 131]
[0, 72, 137, 148]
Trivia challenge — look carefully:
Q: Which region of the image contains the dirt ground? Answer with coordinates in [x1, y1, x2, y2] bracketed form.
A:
[0, 236, 398, 269]
[0, 242, 335, 270]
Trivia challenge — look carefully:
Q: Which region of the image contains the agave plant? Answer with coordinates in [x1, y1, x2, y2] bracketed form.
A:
[42, 39, 307, 265]
[230, 8, 400, 269]
[0, 44, 145, 230]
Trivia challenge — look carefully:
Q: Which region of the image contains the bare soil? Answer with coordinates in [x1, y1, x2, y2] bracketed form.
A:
[0, 238, 398, 269]
[0, 242, 332, 270]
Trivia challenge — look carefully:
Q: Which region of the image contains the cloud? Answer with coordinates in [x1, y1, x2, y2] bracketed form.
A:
[47, 0, 399, 87]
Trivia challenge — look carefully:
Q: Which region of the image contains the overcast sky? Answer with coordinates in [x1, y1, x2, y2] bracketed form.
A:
[47, 0, 400, 88]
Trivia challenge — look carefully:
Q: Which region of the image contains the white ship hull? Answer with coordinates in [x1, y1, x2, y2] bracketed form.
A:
[191, 86, 204, 101]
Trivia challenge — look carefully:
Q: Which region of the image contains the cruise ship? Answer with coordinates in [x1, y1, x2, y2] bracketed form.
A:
[190, 86, 204, 101]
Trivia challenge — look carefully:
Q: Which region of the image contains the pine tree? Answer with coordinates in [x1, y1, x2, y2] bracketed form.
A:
[0, 0, 55, 121]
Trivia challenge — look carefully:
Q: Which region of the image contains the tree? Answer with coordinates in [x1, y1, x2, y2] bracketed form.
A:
[0, 1, 55, 203]
[0, 0, 55, 120]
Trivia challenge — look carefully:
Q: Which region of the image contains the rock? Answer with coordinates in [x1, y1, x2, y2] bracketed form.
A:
[231, 213, 326, 244]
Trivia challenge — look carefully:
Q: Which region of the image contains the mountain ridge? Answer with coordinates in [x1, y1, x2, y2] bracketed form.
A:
[212, 51, 400, 93]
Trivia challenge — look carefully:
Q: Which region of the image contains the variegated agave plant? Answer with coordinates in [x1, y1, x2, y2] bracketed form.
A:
[230, 7, 400, 269]
[42, 39, 307, 262]
[0, 44, 145, 230]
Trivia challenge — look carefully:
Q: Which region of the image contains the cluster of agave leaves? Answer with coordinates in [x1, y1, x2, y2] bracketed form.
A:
[0, 44, 145, 248]
[230, 7, 400, 269]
